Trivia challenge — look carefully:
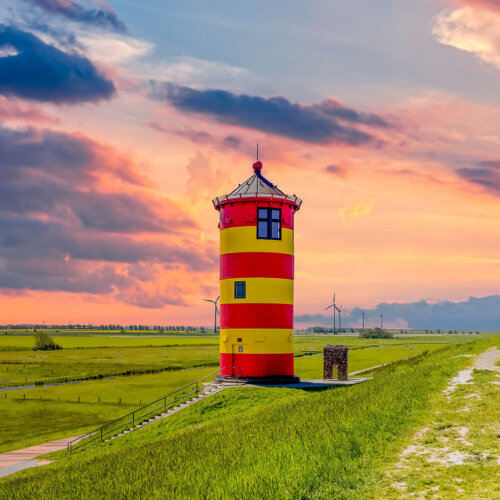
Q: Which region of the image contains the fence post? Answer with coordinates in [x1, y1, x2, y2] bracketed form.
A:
[100, 427, 103, 442]
[164, 396, 166, 411]
[132, 412, 135, 428]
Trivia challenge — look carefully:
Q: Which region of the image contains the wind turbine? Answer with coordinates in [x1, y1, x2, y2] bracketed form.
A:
[204, 296, 220, 334]
[325, 293, 337, 335]
[380, 313, 383, 330]
[335, 304, 343, 331]
[361, 309, 365, 331]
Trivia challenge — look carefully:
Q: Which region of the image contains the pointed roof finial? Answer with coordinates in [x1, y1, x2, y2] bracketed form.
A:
[253, 144, 262, 172]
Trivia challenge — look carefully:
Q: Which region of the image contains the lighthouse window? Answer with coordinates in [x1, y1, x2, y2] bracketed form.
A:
[257, 207, 281, 240]
[234, 281, 246, 299]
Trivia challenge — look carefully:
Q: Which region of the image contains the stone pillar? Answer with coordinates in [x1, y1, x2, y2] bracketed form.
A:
[323, 345, 348, 380]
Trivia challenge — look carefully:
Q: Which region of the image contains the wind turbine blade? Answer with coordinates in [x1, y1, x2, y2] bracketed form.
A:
[333, 292, 336, 303]
[215, 305, 219, 314]
[216, 296, 220, 302]
[325, 305, 333, 310]
[204, 299, 214, 303]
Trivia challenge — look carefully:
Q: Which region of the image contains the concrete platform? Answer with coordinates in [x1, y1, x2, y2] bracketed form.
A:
[244, 378, 369, 389]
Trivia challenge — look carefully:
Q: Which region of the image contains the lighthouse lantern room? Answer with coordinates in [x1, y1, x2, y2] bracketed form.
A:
[212, 160, 302, 382]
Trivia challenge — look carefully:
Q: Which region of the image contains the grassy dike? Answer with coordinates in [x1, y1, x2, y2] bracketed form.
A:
[1, 338, 496, 499]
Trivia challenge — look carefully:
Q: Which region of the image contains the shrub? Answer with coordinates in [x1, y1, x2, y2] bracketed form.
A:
[33, 331, 62, 351]
[359, 327, 394, 339]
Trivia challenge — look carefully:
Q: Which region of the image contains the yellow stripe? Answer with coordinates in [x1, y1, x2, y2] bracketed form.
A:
[219, 329, 294, 354]
[220, 277, 293, 305]
[220, 226, 294, 255]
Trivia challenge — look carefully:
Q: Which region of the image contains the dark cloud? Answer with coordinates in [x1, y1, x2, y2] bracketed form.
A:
[0, 123, 217, 307]
[0, 126, 147, 186]
[21, 0, 126, 32]
[0, 25, 115, 103]
[457, 160, 500, 194]
[151, 82, 389, 146]
[295, 295, 500, 330]
[324, 164, 347, 177]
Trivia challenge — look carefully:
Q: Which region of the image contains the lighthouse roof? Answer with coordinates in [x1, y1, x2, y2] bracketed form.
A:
[212, 161, 302, 210]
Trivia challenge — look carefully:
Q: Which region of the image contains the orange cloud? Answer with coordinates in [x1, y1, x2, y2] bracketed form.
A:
[338, 201, 373, 228]
[433, 5, 500, 70]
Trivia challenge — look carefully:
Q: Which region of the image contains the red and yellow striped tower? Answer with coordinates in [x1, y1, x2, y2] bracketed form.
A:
[213, 160, 302, 382]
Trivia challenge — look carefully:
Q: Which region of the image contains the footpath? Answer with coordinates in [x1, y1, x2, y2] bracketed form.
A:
[0, 437, 76, 478]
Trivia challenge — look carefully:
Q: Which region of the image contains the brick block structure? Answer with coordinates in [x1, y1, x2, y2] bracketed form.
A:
[323, 345, 348, 380]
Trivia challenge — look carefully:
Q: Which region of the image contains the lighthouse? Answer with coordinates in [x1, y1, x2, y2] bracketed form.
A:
[213, 160, 302, 382]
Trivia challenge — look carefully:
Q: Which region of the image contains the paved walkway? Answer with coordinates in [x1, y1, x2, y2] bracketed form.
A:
[0, 437, 76, 478]
[472, 347, 500, 371]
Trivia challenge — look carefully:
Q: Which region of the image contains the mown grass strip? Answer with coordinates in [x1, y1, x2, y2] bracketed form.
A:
[1, 338, 495, 499]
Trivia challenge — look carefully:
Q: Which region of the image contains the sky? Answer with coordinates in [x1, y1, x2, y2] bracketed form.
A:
[0, 0, 500, 329]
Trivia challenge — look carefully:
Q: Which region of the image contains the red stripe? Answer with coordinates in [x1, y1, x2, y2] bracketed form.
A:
[220, 353, 294, 377]
[219, 202, 294, 230]
[220, 252, 293, 279]
[220, 303, 293, 329]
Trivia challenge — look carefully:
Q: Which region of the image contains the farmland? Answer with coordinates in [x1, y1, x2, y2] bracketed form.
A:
[0, 334, 497, 499]
[0, 333, 489, 452]
[0, 331, 497, 498]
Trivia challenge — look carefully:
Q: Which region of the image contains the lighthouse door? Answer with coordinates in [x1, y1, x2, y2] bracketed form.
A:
[231, 343, 246, 378]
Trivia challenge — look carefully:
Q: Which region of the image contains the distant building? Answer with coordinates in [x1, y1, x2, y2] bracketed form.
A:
[213, 160, 302, 382]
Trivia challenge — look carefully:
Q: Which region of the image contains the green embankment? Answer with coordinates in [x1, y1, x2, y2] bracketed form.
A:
[0, 343, 429, 453]
[1, 337, 496, 499]
[376, 367, 500, 498]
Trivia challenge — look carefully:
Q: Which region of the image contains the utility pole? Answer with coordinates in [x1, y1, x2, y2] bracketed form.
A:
[362, 309, 365, 331]
[380, 313, 383, 330]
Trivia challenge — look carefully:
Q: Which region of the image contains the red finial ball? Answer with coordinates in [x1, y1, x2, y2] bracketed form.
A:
[253, 160, 262, 172]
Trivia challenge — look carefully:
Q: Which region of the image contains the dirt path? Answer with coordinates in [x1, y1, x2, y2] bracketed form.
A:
[0, 437, 77, 478]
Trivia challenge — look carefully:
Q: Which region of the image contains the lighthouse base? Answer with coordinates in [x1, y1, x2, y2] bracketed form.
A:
[215, 374, 300, 385]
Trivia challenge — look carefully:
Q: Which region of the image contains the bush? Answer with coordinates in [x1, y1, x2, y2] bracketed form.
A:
[359, 327, 394, 339]
[33, 331, 62, 351]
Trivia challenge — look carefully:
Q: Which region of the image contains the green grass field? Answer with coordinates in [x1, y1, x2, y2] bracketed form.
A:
[0, 341, 440, 453]
[0, 344, 219, 388]
[0, 366, 218, 453]
[0, 334, 219, 350]
[1, 336, 496, 499]
[294, 343, 444, 379]
[0, 334, 465, 389]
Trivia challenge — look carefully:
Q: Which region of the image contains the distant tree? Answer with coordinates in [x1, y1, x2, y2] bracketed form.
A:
[359, 328, 394, 339]
[33, 331, 61, 351]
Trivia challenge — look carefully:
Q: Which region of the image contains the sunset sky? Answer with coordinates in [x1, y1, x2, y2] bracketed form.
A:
[1, 0, 499, 328]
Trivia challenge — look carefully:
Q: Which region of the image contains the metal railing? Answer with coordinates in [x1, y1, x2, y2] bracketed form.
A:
[67, 366, 241, 453]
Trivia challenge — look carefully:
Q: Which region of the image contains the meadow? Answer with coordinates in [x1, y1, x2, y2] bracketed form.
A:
[0, 344, 219, 388]
[0, 340, 438, 453]
[0, 333, 466, 388]
[1, 336, 496, 499]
